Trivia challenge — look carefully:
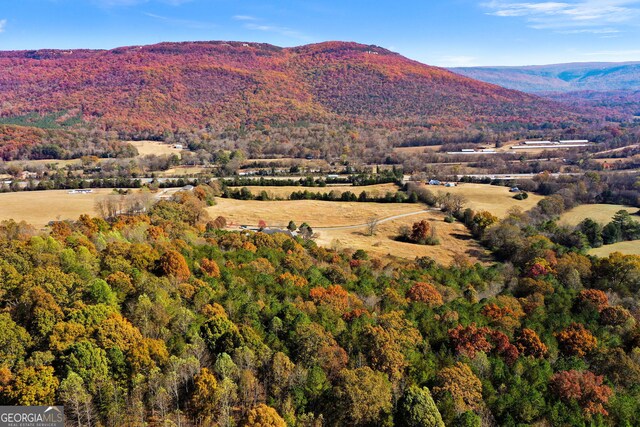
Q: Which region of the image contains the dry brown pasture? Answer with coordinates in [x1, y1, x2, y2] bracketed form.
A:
[0, 189, 116, 228]
[206, 198, 424, 228]
[418, 183, 544, 218]
[229, 183, 400, 199]
[589, 241, 640, 257]
[315, 211, 490, 265]
[129, 140, 184, 157]
[559, 204, 636, 226]
[207, 198, 490, 264]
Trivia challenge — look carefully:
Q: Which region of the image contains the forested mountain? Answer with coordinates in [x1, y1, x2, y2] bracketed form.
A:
[452, 62, 640, 117]
[0, 41, 573, 137]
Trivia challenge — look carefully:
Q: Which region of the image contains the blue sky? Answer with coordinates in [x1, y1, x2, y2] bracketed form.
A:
[1, 0, 640, 66]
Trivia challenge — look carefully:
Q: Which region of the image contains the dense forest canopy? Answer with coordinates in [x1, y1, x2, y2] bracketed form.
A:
[0, 41, 585, 138]
[0, 185, 639, 426]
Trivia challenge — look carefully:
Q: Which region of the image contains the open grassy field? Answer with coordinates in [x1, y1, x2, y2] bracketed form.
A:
[129, 140, 184, 157]
[559, 204, 636, 226]
[0, 189, 116, 228]
[207, 199, 489, 264]
[207, 199, 425, 228]
[229, 183, 400, 199]
[315, 212, 490, 265]
[419, 183, 544, 218]
[589, 241, 640, 257]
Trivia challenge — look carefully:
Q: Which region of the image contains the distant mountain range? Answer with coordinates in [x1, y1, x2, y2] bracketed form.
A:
[452, 62, 640, 116]
[0, 41, 573, 137]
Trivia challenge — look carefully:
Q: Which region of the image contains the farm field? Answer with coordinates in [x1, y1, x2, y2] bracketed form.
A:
[207, 198, 425, 228]
[315, 212, 490, 265]
[418, 183, 544, 218]
[207, 198, 489, 264]
[559, 204, 636, 226]
[0, 188, 115, 228]
[229, 183, 400, 199]
[589, 241, 640, 257]
[129, 140, 184, 157]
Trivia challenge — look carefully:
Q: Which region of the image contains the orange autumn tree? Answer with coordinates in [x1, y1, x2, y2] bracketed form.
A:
[515, 328, 548, 359]
[406, 282, 443, 307]
[159, 250, 190, 282]
[200, 258, 221, 278]
[309, 284, 352, 312]
[550, 370, 613, 417]
[556, 323, 598, 357]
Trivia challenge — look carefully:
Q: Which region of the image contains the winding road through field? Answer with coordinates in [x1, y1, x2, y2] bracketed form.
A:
[313, 208, 440, 230]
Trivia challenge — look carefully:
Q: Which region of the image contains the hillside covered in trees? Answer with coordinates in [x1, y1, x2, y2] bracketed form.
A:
[0, 41, 580, 140]
[0, 186, 639, 426]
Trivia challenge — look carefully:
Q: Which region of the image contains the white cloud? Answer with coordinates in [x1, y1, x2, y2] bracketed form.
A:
[483, 0, 640, 31]
[0, 19, 6, 33]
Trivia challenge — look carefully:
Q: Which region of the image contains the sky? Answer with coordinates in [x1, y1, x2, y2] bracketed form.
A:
[1, 0, 640, 66]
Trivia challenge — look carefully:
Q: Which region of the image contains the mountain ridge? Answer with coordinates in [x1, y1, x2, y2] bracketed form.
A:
[0, 40, 576, 137]
[451, 61, 640, 93]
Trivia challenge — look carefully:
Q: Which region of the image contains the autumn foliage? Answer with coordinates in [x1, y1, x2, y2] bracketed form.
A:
[200, 258, 221, 278]
[515, 328, 548, 359]
[433, 362, 483, 413]
[577, 289, 609, 312]
[556, 323, 598, 357]
[406, 282, 443, 307]
[158, 250, 190, 282]
[0, 41, 569, 144]
[550, 370, 613, 417]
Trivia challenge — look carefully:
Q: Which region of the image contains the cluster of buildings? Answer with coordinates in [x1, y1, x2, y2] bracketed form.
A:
[511, 140, 590, 149]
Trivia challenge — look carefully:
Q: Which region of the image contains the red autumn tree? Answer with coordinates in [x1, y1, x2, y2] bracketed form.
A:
[577, 289, 609, 312]
[448, 324, 492, 359]
[410, 220, 431, 243]
[489, 330, 520, 365]
[550, 370, 613, 417]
